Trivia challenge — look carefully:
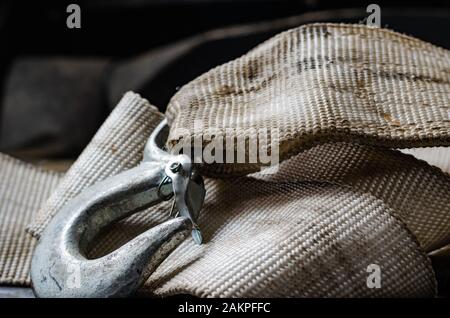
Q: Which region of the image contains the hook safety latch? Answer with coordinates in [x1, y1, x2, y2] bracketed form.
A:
[30, 119, 205, 298]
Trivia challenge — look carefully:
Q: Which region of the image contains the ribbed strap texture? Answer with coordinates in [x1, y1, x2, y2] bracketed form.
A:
[0, 154, 62, 285]
[166, 23, 450, 176]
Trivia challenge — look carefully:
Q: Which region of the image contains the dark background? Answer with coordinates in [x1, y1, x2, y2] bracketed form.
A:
[2, 0, 450, 57]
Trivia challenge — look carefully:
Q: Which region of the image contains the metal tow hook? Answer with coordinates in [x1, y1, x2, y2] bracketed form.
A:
[30, 119, 205, 298]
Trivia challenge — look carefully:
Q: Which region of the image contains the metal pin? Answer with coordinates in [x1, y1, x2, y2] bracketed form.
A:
[168, 199, 177, 218]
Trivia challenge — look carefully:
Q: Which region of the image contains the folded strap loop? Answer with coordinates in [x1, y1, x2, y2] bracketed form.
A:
[166, 23, 450, 176]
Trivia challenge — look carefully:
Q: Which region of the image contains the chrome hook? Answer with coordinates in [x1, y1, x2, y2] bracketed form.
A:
[30, 119, 205, 298]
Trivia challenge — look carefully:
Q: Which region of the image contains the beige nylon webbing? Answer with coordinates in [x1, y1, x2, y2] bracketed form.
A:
[0, 155, 62, 285]
[0, 92, 441, 296]
[1, 23, 449, 296]
[166, 23, 450, 177]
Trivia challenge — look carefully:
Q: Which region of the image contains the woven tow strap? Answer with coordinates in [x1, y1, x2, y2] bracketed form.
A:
[1, 23, 449, 296]
[166, 23, 450, 176]
[0, 92, 442, 297]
